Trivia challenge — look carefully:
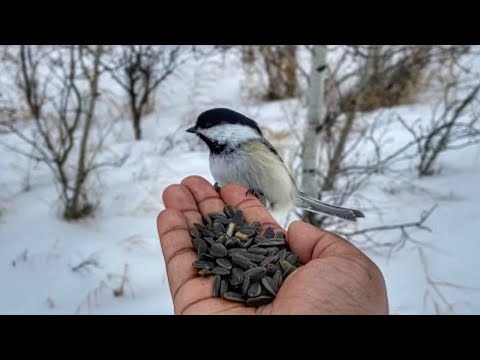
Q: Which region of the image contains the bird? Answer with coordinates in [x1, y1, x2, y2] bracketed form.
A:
[186, 108, 364, 221]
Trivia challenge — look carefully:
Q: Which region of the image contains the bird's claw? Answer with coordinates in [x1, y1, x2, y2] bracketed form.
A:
[214, 182, 221, 193]
[246, 188, 267, 206]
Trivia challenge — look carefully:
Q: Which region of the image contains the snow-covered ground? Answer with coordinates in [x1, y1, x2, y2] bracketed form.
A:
[1, 48, 479, 314]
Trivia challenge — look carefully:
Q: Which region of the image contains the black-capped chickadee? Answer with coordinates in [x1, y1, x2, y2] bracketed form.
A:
[186, 108, 364, 221]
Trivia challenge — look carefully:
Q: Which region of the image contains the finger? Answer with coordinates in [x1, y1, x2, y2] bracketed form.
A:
[287, 220, 357, 264]
[156, 208, 199, 309]
[181, 175, 225, 217]
[160, 184, 224, 313]
[220, 183, 283, 234]
[163, 183, 203, 227]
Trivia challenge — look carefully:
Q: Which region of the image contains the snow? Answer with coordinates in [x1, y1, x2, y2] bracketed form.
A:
[1, 48, 480, 314]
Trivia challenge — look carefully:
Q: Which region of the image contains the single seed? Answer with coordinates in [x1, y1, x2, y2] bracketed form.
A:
[260, 254, 279, 267]
[244, 267, 267, 281]
[220, 279, 229, 297]
[210, 243, 228, 258]
[277, 249, 287, 261]
[241, 238, 254, 248]
[198, 243, 208, 257]
[261, 276, 277, 296]
[190, 227, 200, 238]
[192, 260, 216, 270]
[247, 247, 267, 255]
[266, 263, 279, 275]
[212, 266, 230, 275]
[247, 282, 262, 297]
[254, 235, 267, 244]
[213, 275, 221, 297]
[263, 227, 275, 239]
[224, 205, 236, 218]
[226, 223, 236, 237]
[223, 292, 245, 302]
[201, 229, 215, 238]
[273, 269, 283, 290]
[232, 210, 244, 226]
[230, 268, 244, 286]
[274, 231, 286, 239]
[242, 252, 266, 263]
[231, 254, 256, 270]
[228, 248, 247, 256]
[192, 237, 206, 250]
[258, 239, 286, 247]
[203, 215, 213, 226]
[198, 269, 212, 276]
[216, 257, 233, 270]
[213, 222, 225, 234]
[286, 253, 300, 266]
[234, 231, 249, 240]
[194, 223, 206, 232]
[241, 275, 250, 296]
[246, 295, 273, 307]
[204, 237, 216, 246]
[265, 247, 280, 256]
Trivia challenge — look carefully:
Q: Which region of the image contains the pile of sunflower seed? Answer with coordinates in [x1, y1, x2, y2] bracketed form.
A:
[190, 205, 300, 307]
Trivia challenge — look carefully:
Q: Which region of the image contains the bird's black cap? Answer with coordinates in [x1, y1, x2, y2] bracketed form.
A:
[189, 108, 262, 135]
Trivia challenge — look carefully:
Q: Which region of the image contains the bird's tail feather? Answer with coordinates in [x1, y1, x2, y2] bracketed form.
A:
[296, 191, 365, 222]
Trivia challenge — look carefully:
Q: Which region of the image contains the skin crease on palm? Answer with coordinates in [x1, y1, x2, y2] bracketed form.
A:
[156, 175, 389, 315]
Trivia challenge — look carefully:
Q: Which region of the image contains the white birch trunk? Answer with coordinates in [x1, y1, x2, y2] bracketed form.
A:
[300, 45, 327, 198]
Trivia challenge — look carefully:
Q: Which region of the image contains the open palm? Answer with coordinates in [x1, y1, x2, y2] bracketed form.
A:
[157, 176, 388, 315]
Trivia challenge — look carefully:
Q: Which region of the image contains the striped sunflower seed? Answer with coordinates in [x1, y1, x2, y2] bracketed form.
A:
[223, 292, 245, 302]
[260, 254, 279, 267]
[241, 238, 254, 248]
[263, 227, 275, 239]
[230, 268, 244, 286]
[241, 275, 250, 296]
[286, 253, 299, 267]
[212, 266, 230, 275]
[261, 276, 277, 296]
[192, 260, 216, 270]
[247, 282, 262, 297]
[224, 205, 236, 218]
[198, 269, 212, 276]
[265, 247, 280, 256]
[246, 295, 273, 307]
[210, 243, 228, 258]
[242, 252, 266, 263]
[192, 237, 206, 250]
[232, 210, 244, 226]
[273, 269, 283, 290]
[231, 254, 256, 270]
[216, 257, 233, 270]
[213, 275, 221, 297]
[204, 237, 216, 246]
[244, 267, 267, 281]
[247, 247, 267, 255]
[220, 279, 229, 297]
[213, 222, 225, 234]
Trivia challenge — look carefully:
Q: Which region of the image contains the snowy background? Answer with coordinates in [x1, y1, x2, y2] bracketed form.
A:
[1, 46, 479, 314]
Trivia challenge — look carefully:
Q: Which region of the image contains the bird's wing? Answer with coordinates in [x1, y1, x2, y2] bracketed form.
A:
[259, 138, 298, 187]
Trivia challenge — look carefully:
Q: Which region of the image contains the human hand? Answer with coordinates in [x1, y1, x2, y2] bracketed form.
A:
[157, 175, 389, 315]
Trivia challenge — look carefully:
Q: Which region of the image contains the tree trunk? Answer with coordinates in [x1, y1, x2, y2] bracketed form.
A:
[259, 45, 298, 100]
[65, 45, 103, 219]
[301, 45, 327, 199]
[322, 46, 378, 191]
[133, 114, 142, 140]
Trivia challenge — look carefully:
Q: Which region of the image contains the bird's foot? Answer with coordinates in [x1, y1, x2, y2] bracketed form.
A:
[214, 182, 222, 193]
[246, 188, 267, 206]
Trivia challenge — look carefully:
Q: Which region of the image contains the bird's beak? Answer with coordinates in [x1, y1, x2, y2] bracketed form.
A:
[186, 126, 197, 134]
